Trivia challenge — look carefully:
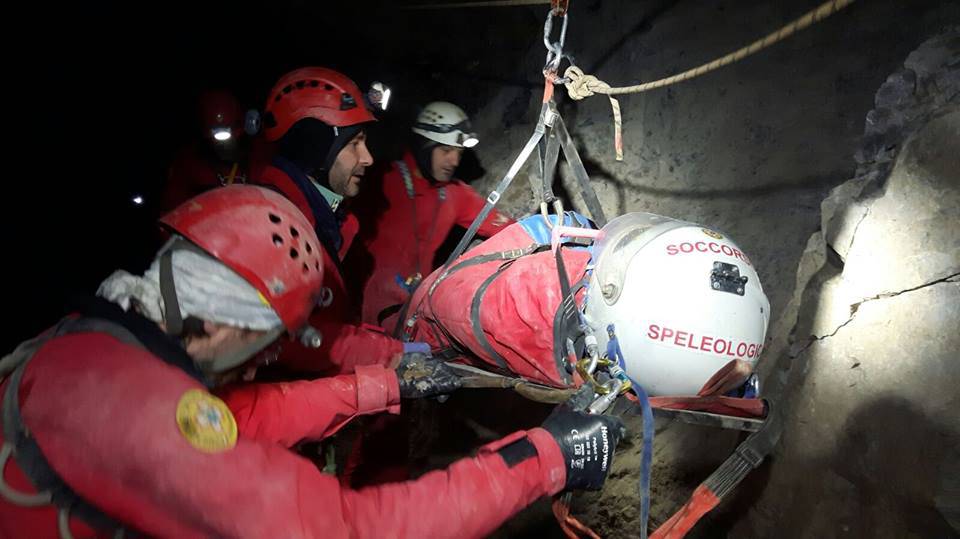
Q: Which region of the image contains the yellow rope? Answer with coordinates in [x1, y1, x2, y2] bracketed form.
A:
[564, 0, 857, 100]
[226, 162, 238, 185]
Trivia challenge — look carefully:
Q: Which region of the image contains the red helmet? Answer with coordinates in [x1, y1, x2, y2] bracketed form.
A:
[160, 185, 324, 332]
[199, 90, 243, 140]
[263, 67, 376, 141]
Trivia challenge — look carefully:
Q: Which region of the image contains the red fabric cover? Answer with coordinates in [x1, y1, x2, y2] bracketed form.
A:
[404, 221, 589, 388]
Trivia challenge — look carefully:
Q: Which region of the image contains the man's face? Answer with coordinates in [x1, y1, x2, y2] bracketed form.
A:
[185, 322, 270, 386]
[328, 131, 374, 198]
[430, 145, 464, 182]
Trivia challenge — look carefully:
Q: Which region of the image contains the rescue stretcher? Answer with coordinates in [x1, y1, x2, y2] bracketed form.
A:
[388, 8, 782, 535]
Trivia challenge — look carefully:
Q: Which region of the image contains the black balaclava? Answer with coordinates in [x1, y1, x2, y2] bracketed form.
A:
[277, 118, 364, 186]
[412, 134, 439, 183]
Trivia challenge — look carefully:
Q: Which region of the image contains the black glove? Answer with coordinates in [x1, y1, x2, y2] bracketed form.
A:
[542, 407, 626, 491]
[395, 353, 462, 399]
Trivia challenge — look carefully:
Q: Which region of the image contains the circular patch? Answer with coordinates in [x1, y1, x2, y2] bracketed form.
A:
[702, 228, 724, 240]
[175, 389, 237, 453]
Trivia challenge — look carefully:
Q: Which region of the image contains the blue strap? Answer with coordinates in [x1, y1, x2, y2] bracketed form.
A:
[395, 274, 418, 294]
[607, 324, 653, 539]
[517, 211, 593, 244]
[727, 373, 760, 399]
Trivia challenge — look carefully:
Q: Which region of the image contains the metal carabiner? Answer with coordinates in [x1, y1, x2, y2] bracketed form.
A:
[542, 11, 569, 76]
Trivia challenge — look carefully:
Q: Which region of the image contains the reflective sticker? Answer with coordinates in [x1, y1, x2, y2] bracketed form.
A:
[702, 228, 724, 240]
[175, 389, 238, 453]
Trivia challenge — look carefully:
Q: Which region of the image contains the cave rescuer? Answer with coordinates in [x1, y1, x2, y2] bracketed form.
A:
[255, 67, 431, 375]
[0, 184, 625, 538]
[349, 101, 513, 326]
[161, 89, 256, 213]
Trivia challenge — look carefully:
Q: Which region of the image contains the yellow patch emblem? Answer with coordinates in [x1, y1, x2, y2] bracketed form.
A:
[175, 389, 237, 453]
[702, 228, 724, 240]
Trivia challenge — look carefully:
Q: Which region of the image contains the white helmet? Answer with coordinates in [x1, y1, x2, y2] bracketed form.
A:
[583, 212, 770, 396]
[412, 101, 479, 148]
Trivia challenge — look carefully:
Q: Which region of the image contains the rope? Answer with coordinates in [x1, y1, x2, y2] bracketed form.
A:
[564, 0, 856, 99]
[562, 0, 856, 160]
[551, 0, 569, 17]
[552, 496, 602, 539]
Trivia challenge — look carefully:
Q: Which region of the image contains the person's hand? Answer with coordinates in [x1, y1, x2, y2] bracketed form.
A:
[541, 407, 626, 491]
[395, 353, 461, 399]
[388, 342, 432, 369]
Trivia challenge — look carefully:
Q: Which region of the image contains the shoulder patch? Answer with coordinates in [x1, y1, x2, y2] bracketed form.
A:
[175, 389, 238, 453]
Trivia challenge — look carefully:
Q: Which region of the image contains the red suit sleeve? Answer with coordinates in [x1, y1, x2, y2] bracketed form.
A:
[216, 364, 401, 447]
[277, 319, 404, 375]
[198, 428, 565, 538]
[18, 335, 567, 538]
[340, 428, 566, 538]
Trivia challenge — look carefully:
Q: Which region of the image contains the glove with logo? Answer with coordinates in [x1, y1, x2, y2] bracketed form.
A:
[541, 407, 626, 491]
[395, 353, 462, 399]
